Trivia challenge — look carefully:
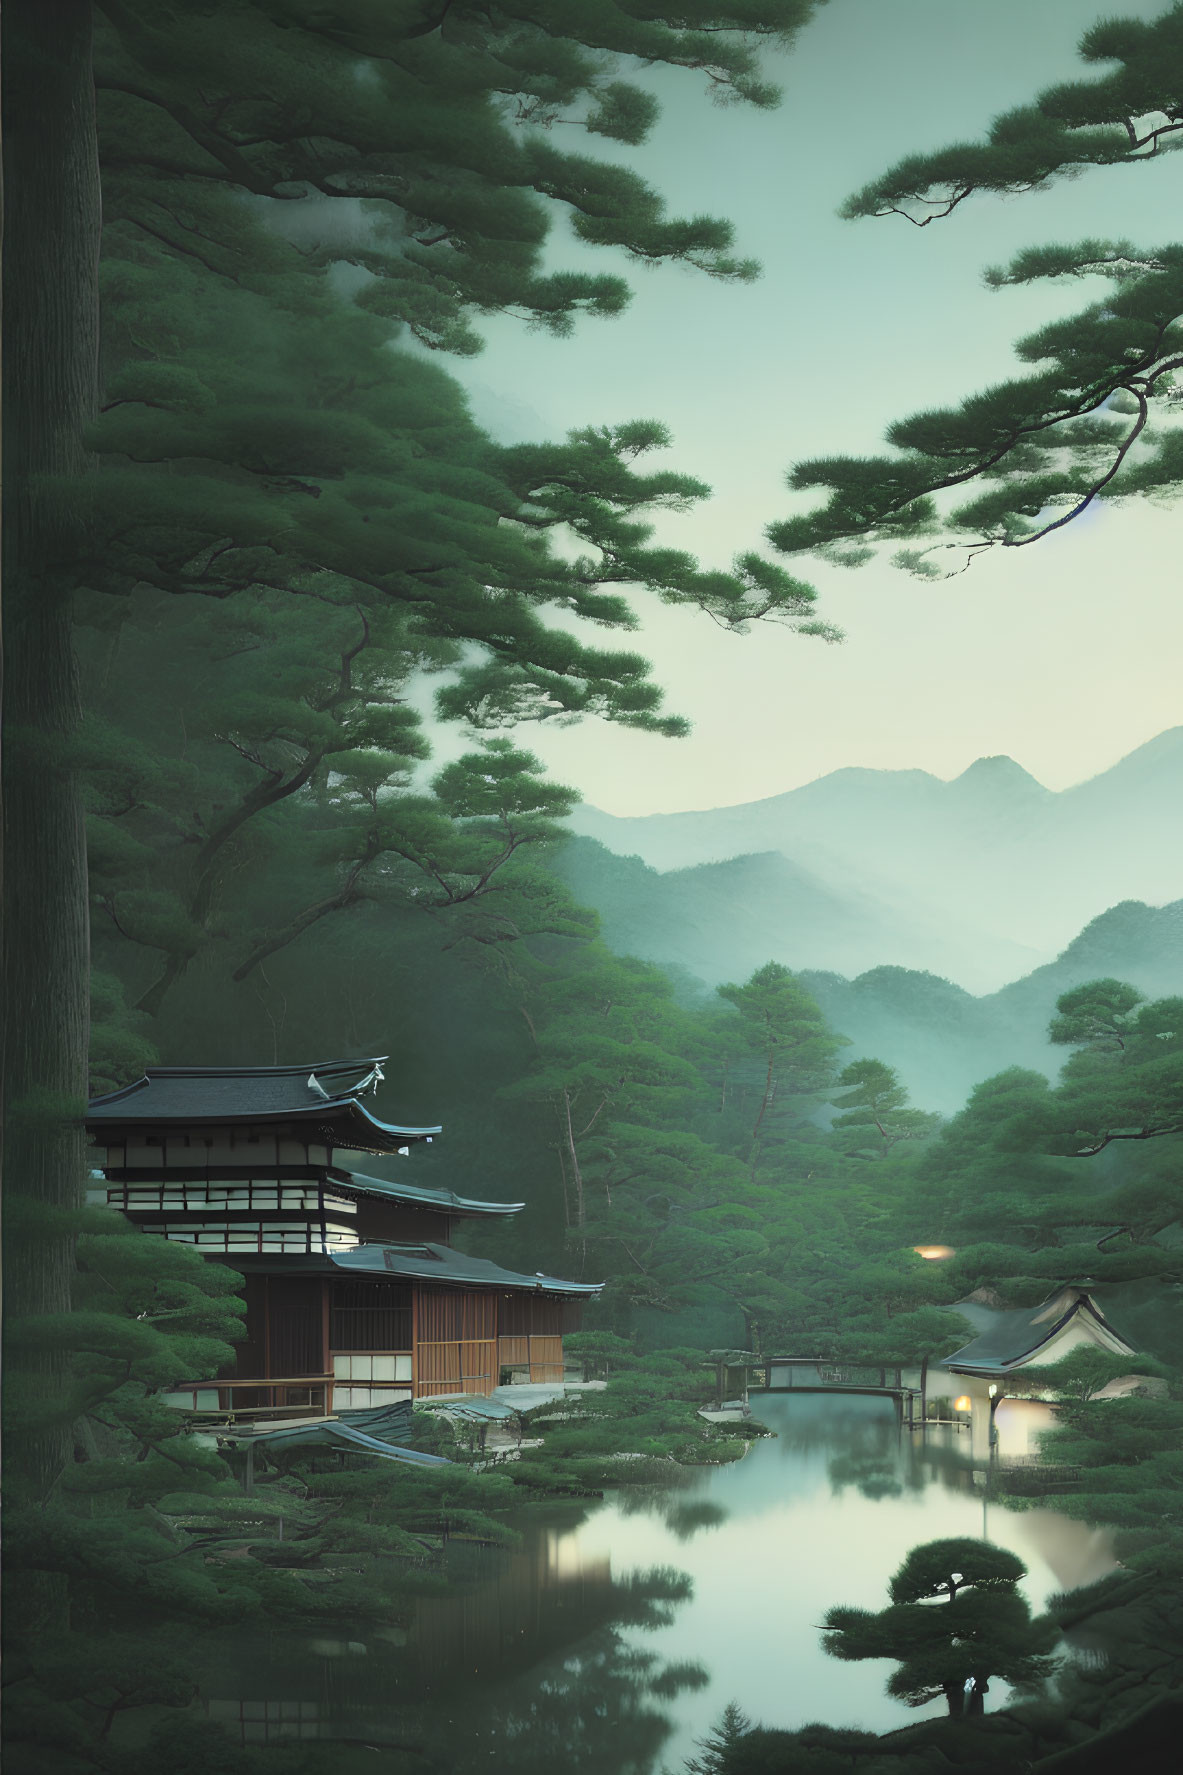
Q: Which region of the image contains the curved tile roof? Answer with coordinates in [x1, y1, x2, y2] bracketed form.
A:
[331, 1241, 602, 1297]
[332, 1168, 523, 1219]
[87, 1061, 440, 1150]
[940, 1287, 1135, 1374]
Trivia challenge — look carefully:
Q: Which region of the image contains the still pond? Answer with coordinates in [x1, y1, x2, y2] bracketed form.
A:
[200, 1393, 1116, 1772]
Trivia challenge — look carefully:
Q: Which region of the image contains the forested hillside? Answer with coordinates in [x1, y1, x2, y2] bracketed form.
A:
[551, 838, 1042, 990]
[554, 824, 1183, 1109]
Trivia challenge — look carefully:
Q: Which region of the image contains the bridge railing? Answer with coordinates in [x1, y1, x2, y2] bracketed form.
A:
[708, 1353, 918, 1402]
[765, 1359, 903, 1390]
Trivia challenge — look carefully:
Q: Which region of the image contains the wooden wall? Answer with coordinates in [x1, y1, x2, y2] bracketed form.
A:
[223, 1274, 578, 1401]
[416, 1287, 497, 1396]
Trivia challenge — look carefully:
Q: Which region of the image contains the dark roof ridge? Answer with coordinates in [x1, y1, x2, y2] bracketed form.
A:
[145, 1057, 387, 1078]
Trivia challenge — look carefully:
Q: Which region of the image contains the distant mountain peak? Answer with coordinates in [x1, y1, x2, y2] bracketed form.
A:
[952, 755, 1047, 794]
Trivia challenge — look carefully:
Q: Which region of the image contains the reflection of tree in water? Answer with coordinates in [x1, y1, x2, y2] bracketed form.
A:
[823, 1408, 925, 1503]
[827, 1452, 903, 1500]
[420, 1589, 709, 1774]
[614, 1488, 729, 1542]
[196, 1537, 704, 1775]
[664, 1501, 728, 1542]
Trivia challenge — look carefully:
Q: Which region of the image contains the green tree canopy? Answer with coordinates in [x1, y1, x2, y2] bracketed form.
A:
[768, 1, 1183, 582]
[829, 1059, 940, 1157]
[824, 1538, 1057, 1719]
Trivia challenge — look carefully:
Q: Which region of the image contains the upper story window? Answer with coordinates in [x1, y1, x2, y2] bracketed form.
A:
[161, 1223, 359, 1253]
[107, 1181, 354, 1213]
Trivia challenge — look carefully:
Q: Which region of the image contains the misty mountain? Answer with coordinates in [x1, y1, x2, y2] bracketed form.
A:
[551, 828, 1183, 1112]
[552, 839, 1043, 994]
[801, 898, 1183, 1112]
[565, 730, 1183, 994]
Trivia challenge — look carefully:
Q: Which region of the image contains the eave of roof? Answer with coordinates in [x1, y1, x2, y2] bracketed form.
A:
[940, 1289, 1135, 1374]
[86, 1064, 439, 1148]
[338, 1100, 442, 1150]
[239, 1421, 450, 1465]
[330, 1241, 603, 1297]
[332, 1168, 524, 1219]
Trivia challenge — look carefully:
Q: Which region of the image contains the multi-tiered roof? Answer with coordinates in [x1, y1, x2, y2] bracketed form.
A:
[88, 1057, 542, 1261]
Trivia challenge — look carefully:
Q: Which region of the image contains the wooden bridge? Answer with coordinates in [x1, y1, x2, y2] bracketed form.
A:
[711, 1353, 925, 1424]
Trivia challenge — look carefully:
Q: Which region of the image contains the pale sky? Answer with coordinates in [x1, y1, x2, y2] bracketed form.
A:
[435, 0, 1182, 814]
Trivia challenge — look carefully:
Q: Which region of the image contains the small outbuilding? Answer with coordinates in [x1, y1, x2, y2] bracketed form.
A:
[940, 1285, 1137, 1382]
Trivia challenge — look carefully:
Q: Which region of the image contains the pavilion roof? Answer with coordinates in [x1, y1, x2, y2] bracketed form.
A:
[86, 1059, 439, 1153]
[330, 1241, 602, 1297]
[940, 1286, 1135, 1375]
[331, 1168, 523, 1219]
[236, 1403, 450, 1466]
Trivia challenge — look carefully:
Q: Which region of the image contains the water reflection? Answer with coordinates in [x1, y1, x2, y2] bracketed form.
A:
[559, 1394, 1117, 1769]
[197, 1393, 1116, 1772]
[615, 1491, 730, 1541]
[198, 1535, 703, 1771]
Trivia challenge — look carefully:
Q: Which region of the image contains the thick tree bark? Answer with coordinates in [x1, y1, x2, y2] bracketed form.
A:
[2, 0, 100, 1505]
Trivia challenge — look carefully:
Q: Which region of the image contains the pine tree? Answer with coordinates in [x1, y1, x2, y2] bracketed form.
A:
[682, 1700, 754, 1774]
[823, 1539, 1058, 1719]
[769, 2, 1183, 580]
[2, 0, 832, 1506]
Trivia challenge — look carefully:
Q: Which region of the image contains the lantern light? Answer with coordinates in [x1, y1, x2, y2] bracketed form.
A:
[912, 1245, 955, 1261]
[953, 1395, 972, 1413]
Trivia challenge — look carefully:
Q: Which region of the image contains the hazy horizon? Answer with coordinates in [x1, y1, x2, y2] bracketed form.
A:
[565, 723, 1183, 819]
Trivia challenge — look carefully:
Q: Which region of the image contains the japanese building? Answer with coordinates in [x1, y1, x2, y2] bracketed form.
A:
[87, 1057, 600, 1415]
[938, 1284, 1144, 1463]
[939, 1285, 1137, 1382]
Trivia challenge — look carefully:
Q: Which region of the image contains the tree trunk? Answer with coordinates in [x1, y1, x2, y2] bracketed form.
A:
[2, 0, 101, 1506]
[943, 1681, 964, 1718]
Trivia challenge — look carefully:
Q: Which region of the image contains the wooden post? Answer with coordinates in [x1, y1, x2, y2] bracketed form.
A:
[320, 1280, 332, 1414]
[243, 1442, 255, 1495]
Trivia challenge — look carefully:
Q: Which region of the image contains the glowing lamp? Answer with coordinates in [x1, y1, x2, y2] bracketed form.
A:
[912, 1245, 955, 1261]
[953, 1395, 972, 1413]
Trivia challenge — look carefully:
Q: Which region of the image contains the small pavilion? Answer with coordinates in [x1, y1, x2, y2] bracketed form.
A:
[940, 1285, 1137, 1383]
[87, 1057, 600, 1416]
[939, 1284, 1142, 1461]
